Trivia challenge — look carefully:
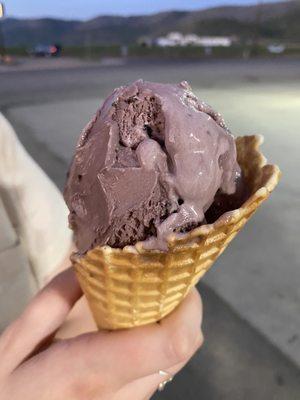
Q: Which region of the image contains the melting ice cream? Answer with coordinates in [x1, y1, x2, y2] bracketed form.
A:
[64, 80, 241, 253]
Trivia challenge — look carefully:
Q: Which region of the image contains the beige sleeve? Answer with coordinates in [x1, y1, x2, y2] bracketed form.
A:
[0, 113, 73, 287]
[0, 197, 37, 330]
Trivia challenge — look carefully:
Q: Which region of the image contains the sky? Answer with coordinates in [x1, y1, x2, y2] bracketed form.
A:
[4, 0, 284, 20]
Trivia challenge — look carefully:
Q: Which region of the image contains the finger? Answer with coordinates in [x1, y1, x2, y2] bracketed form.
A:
[0, 267, 82, 373]
[113, 336, 204, 400]
[113, 363, 187, 400]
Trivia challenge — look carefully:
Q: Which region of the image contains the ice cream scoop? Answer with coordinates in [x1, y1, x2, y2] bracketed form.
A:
[64, 80, 241, 253]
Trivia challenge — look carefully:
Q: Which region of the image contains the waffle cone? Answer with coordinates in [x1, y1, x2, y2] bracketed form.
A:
[72, 135, 281, 330]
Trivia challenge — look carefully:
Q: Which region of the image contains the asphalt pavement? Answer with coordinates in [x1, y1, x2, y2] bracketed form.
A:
[1, 58, 300, 399]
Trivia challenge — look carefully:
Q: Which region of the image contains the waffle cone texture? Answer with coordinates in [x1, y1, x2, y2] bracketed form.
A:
[72, 135, 281, 330]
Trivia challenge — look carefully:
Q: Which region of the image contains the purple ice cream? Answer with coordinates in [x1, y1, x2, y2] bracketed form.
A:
[64, 80, 241, 253]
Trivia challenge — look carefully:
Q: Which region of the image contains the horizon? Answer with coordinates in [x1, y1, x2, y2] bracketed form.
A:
[4, 0, 286, 21]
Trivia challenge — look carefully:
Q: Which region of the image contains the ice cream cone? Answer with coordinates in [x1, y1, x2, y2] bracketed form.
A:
[72, 135, 281, 330]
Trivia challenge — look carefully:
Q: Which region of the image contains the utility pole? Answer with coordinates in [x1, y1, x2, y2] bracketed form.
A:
[0, 2, 6, 58]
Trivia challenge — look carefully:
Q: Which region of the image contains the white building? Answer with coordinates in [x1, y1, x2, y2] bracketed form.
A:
[155, 32, 181, 47]
[195, 36, 232, 47]
[155, 37, 177, 47]
[155, 32, 233, 47]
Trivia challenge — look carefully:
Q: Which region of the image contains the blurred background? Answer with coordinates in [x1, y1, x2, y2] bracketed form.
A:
[0, 1, 300, 399]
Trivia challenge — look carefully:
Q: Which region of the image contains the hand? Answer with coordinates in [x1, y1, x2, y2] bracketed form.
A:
[0, 268, 203, 400]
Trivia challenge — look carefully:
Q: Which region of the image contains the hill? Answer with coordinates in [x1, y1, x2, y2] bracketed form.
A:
[1, 1, 299, 47]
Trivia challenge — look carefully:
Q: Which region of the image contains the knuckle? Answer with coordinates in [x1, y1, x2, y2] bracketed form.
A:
[67, 379, 92, 400]
[59, 340, 111, 400]
[167, 326, 199, 363]
[66, 374, 107, 400]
